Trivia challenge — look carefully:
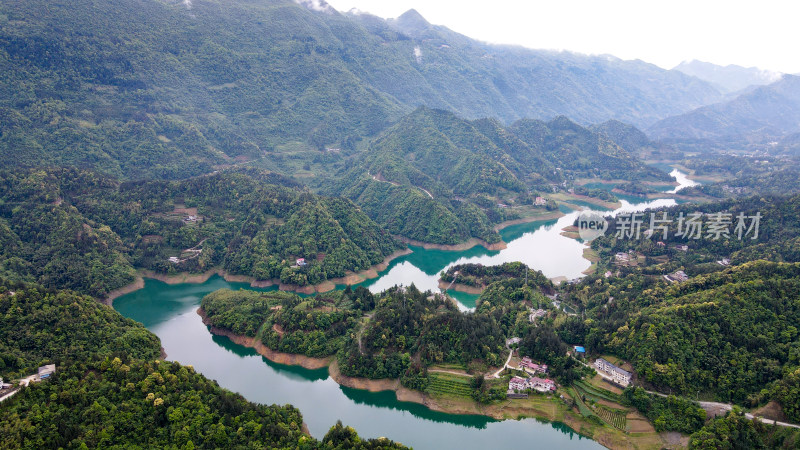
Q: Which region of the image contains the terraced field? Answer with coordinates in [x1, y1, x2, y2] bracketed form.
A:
[595, 405, 628, 430]
[427, 373, 473, 398]
[573, 380, 622, 403]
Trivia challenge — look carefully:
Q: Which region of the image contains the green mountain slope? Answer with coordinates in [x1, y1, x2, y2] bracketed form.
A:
[0, 281, 407, 449]
[0, 0, 722, 179]
[325, 108, 666, 245]
[607, 261, 800, 406]
[0, 168, 402, 296]
[648, 75, 800, 149]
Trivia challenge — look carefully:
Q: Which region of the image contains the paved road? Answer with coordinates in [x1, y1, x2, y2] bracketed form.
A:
[0, 375, 37, 404]
[489, 349, 514, 379]
[644, 390, 800, 429]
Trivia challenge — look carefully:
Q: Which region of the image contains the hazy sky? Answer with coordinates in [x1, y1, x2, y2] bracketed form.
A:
[325, 0, 800, 74]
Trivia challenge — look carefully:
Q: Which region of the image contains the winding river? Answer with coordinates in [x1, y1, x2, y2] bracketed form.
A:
[114, 169, 696, 449]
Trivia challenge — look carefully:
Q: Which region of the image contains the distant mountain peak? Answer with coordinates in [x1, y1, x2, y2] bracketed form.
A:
[674, 60, 782, 93]
[388, 9, 432, 37]
[397, 9, 428, 24]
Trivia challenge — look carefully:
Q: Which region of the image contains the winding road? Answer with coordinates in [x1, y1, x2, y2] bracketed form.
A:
[642, 389, 800, 429]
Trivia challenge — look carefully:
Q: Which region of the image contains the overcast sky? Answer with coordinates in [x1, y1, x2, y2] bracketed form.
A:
[325, 0, 800, 74]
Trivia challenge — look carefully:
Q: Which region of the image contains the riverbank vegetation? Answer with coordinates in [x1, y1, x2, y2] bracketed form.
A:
[440, 262, 554, 291]
[0, 280, 407, 449]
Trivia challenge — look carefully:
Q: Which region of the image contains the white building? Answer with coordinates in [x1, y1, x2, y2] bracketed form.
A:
[509, 376, 527, 391]
[594, 358, 632, 386]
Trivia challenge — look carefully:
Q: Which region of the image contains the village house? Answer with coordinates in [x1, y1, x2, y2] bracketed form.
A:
[675, 244, 689, 252]
[518, 356, 548, 375]
[508, 375, 556, 393]
[529, 376, 557, 392]
[509, 376, 527, 391]
[594, 358, 632, 386]
[296, 258, 307, 267]
[506, 337, 521, 347]
[664, 270, 689, 283]
[534, 196, 547, 206]
[614, 252, 630, 263]
[717, 258, 731, 266]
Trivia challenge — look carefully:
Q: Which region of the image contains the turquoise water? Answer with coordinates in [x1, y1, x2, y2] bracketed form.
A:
[113, 171, 697, 448]
[114, 278, 601, 449]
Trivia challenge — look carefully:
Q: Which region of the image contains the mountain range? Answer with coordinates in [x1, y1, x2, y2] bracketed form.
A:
[0, 0, 724, 179]
[673, 60, 783, 94]
[648, 75, 800, 151]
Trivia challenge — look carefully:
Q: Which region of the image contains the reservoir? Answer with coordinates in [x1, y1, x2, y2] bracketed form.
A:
[114, 170, 695, 448]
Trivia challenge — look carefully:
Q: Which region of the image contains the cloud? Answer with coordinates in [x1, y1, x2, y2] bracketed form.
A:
[295, 0, 334, 14]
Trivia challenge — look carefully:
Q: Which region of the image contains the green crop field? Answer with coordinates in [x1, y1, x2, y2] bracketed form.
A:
[573, 380, 622, 403]
[427, 373, 473, 398]
[595, 405, 627, 430]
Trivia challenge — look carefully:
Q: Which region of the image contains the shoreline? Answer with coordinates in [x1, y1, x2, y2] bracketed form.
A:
[492, 211, 565, 232]
[437, 280, 485, 295]
[195, 308, 666, 449]
[104, 248, 412, 306]
[560, 193, 621, 210]
[395, 236, 507, 251]
[439, 278, 486, 294]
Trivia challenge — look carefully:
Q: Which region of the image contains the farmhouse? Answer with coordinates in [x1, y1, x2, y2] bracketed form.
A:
[664, 270, 689, 283]
[508, 375, 556, 393]
[518, 356, 548, 375]
[508, 376, 527, 391]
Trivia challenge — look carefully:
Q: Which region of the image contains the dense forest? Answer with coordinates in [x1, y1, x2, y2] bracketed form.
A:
[440, 261, 554, 291]
[324, 107, 665, 244]
[689, 409, 800, 449]
[0, 280, 160, 380]
[548, 194, 800, 418]
[608, 261, 800, 406]
[201, 288, 363, 358]
[0, 168, 402, 296]
[0, 280, 407, 449]
[0, 0, 722, 180]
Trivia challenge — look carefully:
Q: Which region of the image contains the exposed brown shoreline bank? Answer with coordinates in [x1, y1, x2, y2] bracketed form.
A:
[104, 248, 412, 306]
[395, 236, 507, 251]
[194, 308, 663, 449]
[437, 280, 485, 295]
[492, 211, 565, 231]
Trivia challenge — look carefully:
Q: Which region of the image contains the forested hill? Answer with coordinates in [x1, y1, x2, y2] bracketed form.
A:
[607, 261, 800, 411]
[0, 280, 407, 449]
[0, 0, 722, 179]
[325, 107, 667, 245]
[0, 168, 402, 297]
